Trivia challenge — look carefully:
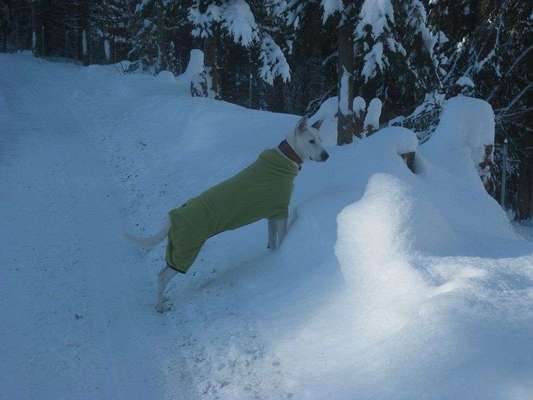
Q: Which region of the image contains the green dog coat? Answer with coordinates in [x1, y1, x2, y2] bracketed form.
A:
[165, 149, 299, 273]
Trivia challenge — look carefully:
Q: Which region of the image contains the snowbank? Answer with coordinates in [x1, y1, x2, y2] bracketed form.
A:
[423, 95, 494, 174]
[418, 96, 512, 240]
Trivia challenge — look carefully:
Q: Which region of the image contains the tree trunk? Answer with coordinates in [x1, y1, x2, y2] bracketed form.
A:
[517, 155, 533, 220]
[79, 0, 89, 65]
[270, 76, 286, 113]
[517, 129, 533, 220]
[31, 1, 43, 56]
[1, 21, 6, 52]
[337, 17, 355, 145]
[204, 36, 220, 99]
[0, 1, 10, 52]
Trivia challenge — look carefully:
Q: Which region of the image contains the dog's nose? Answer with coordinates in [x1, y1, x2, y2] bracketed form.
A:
[321, 151, 329, 161]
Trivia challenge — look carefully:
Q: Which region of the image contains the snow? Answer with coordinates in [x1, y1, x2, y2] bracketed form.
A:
[320, 0, 343, 22]
[189, 1, 290, 85]
[438, 30, 449, 44]
[423, 96, 494, 174]
[409, 0, 437, 56]
[190, 0, 261, 45]
[308, 97, 338, 145]
[357, 0, 394, 37]
[175, 49, 204, 93]
[410, 91, 445, 118]
[259, 33, 291, 84]
[311, 96, 367, 122]
[361, 42, 384, 81]
[364, 97, 382, 130]
[221, 0, 258, 46]
[339, 67, 351, 115]
[515, 221, 533, 241]
[353, 95, 367, 118]
[189, 3, 222, 38]
[312, 96, 338, 121]
[183, 48, 205, 78]
[456, 75, 475, 87]
[2, 52, 533, 400]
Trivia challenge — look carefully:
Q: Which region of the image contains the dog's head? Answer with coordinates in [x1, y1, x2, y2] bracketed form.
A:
[289, 117, 329, 162]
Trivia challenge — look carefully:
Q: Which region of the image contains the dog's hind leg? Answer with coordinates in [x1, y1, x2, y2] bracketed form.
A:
[276, 218, 288, 248]
[155, 265, 178, 313]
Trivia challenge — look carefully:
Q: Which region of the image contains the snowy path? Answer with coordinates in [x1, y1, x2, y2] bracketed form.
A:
[0, 57, 192, 399]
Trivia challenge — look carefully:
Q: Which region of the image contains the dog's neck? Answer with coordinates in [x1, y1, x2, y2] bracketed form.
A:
[278, 139, 303, 169]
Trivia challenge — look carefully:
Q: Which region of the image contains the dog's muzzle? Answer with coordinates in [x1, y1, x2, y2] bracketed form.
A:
[320, 151, 329, 161]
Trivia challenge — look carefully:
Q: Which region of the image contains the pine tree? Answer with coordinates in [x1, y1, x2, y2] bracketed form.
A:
[129, 0, 169, 72]
[165, 40, 181, 73]
[275, 0, 359, 144]
[353, 0, 440, 122]
[276, 0, 439, 143]
[0, 3, 8, 52]
[187, 0, 290, 98]
[91, 0, 134, 64]
[431, 0, 532, 212]
[30, 0, 44, 56]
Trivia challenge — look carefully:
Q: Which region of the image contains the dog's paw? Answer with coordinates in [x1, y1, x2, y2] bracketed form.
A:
[155, 299, 173, 313]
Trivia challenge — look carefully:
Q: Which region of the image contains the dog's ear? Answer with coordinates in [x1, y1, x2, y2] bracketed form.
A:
[311, 119, 323, 130]
[296, 116, 308, 133]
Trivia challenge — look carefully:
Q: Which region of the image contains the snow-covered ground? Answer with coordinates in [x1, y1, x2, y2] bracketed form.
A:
[1, 52, 533, 400]
[514, 221, 533, 242]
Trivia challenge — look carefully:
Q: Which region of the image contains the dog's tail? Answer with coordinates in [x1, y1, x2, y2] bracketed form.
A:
[123, 220, 171, 249]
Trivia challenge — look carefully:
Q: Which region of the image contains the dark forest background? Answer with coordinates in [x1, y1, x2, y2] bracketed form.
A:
[1, 0, 531, 218]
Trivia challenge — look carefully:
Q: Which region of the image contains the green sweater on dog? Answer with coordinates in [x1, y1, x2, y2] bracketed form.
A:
[166, 149, 299, 273]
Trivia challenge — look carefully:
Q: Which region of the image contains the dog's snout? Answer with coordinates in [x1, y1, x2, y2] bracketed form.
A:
[321, 151, 329, 161]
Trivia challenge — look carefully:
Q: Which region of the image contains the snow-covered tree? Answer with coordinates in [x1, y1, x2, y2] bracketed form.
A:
[431, 0, 533, 212]
[353, 0, 440, 120]
[129, 0, 190, 73]
[275, 0, 439, 144]
[276, 0, 359, 144]
[165, 40, 181, 73]
[91, 0, 134, 64]
[187, 0, 290, 98]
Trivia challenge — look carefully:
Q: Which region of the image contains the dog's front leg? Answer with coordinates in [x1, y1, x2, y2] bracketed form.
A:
[268, 218, 277, 249]
[268, 218, 288, 250]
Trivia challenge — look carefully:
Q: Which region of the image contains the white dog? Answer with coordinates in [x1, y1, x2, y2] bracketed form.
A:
[126, 116, 328, 312]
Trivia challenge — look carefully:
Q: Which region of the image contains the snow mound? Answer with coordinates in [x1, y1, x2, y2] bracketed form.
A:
[353, 95, 366, 118]
[175, 49, 205, 93]
[364, 97, 383, 131]
[423, 95, 494, 173]
[335, 173, 431, 332]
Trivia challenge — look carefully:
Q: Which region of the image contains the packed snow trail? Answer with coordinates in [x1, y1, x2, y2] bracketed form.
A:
[0, 55, 194, 399]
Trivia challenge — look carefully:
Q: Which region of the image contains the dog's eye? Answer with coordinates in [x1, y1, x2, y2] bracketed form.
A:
[309, 139, 316, 144]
